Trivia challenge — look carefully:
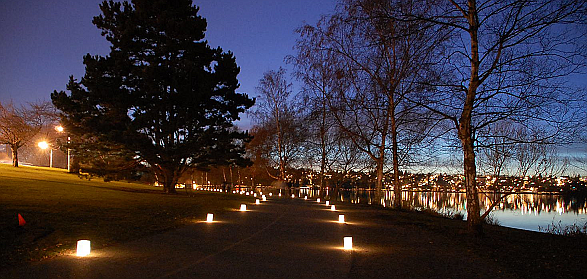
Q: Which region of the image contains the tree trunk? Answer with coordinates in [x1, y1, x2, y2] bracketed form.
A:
[320, 126, 326, 189]
[391, 115, 401, 209]
[320, 95, 327, 190]
[460, 120, 482, 234]
[229, 166, 234, 188]
[161, 167, 178, 194]
[165, 176, 178, 194]
[375, 158, 384, 193]
[11, 145, 18, 167]
[461, 132, 482, 234]
[460, 0, 483, 235]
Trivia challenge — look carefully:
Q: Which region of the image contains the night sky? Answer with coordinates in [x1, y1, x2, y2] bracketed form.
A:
[0, 0, 337, 127]
[1, 0, 586, 174]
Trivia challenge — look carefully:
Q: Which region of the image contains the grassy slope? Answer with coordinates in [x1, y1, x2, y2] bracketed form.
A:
[0, 164, 251, 268]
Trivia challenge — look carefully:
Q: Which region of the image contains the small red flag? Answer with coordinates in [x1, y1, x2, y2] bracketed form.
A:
[18, 214, 26, 227]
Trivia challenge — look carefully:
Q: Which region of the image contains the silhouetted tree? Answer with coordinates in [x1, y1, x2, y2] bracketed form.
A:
[52, 0, 254, 193]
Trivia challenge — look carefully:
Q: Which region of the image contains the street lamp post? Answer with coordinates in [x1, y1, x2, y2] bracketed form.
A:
[67, 146, 71, 172]
[37, 141, 53, 168]
[56, 126, 71, 172]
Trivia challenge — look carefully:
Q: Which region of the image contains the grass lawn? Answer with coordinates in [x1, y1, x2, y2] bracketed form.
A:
[0, 164, 251, 268]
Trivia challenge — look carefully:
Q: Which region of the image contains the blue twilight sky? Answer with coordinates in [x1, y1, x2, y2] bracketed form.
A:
[0, 0, 338, 128]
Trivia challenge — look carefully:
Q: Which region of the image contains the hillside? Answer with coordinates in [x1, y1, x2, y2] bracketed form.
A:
[0, 164, 250, 268]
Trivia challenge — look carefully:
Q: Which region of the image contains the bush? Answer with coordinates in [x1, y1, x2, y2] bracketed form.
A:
[539, 220, 587, 237]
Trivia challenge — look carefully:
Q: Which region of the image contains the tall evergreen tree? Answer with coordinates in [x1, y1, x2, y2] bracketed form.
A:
[52, 0, 254, 193]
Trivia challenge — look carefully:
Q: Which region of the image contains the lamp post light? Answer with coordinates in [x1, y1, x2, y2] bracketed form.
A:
[37, 141, 52, 168]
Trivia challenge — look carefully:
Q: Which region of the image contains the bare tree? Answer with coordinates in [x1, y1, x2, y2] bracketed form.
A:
[252, 68, 307, 183]
[512, 126, 549, 178]
[288, 22, 344, 191]
[535, 146, 569, 177]
[328, 129, 370, 192]
[294, 0, 443, 208]
[393, 0, 587, 233]
[479, 121, 515, 181]
[0, 101, 56, 167]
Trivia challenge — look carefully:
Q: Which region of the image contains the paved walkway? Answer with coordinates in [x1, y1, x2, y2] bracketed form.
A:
[1, 196, 513, 279]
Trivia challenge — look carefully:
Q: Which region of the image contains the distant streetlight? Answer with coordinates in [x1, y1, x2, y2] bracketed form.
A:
[55, 125, 64, 132]
[37, 141, 53, 168]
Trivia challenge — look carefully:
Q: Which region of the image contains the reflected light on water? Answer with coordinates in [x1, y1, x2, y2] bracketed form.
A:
[272, 188, 586, 231]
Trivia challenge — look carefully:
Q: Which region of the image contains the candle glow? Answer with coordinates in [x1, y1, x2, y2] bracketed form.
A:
[343, 237, 353, 250]
[76, 240, 91, 257]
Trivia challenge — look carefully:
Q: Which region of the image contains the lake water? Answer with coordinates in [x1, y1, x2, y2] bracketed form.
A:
[286, 188, 587, 232]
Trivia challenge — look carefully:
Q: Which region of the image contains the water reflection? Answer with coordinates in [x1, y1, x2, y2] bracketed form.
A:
[289, 188, 587, 232]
